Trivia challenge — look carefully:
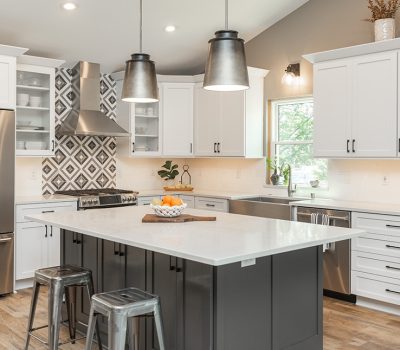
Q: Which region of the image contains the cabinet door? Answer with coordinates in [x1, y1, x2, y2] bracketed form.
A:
[352, 52, 398, 157]
[151, 252, 179, 350]
[162, 83, 194, 156]
[47, 226, 60, 267]
[219, 91, 245, 156]
[101, 240, 126, 292]
[313, 59, 352, 157]
[0, 55, 16, 109]
[16, 223, 47, 279]
[61, 230, 81, 266]
[194, 84, 219, 156]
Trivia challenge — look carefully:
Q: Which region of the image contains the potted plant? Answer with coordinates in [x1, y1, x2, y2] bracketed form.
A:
[366, 0, 400, 41]
[267, 158, 280, 185]
[158, 161, 179, 187]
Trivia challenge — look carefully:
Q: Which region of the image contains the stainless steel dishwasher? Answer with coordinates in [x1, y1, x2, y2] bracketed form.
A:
[295, 206, 353, 299]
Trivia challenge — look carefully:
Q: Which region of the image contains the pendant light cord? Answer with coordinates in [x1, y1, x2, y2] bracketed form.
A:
[139, 0, 143, 53]
[225, 0, 228, 30]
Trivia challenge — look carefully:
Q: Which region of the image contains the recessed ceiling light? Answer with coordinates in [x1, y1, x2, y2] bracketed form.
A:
[165, 25, 176, 33]
[62, 2, 77, 10]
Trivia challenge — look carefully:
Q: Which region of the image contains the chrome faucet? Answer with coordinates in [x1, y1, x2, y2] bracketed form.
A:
[287, 165, 296, 197]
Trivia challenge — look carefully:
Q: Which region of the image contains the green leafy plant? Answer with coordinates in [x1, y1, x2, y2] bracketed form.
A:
[267, 158, 291, 185]
[266, 158, 279, 172]
[158, 161, 179, 181]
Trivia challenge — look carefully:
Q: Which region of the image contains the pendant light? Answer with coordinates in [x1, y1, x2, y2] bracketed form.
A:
[203, 0, 249, 91]
[122, 0, 158, 103]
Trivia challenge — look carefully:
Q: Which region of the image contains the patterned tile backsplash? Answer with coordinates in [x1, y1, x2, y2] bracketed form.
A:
[42, 68, 117, 195]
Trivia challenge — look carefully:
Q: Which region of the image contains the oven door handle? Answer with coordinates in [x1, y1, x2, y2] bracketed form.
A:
[0, 238, 12, 243]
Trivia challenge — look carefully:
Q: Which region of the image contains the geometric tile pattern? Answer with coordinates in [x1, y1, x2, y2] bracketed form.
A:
[42, 68, 117, 194]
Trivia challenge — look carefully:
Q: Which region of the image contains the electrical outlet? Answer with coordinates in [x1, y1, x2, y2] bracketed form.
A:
[382, 175, 390, 186]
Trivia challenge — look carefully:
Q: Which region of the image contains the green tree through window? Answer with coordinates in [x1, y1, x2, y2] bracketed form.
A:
[271, 98, 327, 186]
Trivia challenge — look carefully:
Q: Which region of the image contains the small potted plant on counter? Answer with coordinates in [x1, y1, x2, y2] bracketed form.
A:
[158, 160, 179, 188]
[366, 0, 400, 41]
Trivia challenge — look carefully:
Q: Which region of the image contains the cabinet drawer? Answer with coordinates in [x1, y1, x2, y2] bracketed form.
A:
[180, 195, 195, 209]
[195, 197, 228, 212]
[353, 236, 400, 258]
[352, 271, 400, 305]
[352, 251, 400, 280]
[352, 212, 400, 239]
[16, 201, 77, 223]
[138, 196, 160, 206]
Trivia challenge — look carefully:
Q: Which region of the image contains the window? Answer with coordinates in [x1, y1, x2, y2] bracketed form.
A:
[270, 98, 327, 186]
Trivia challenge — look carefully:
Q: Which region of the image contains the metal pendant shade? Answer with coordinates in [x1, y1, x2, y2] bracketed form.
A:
[203, 30, 249, 91]
[122, 0, 158, 103]
[122, 53, 158, 103]
[203, 0, 249, 91]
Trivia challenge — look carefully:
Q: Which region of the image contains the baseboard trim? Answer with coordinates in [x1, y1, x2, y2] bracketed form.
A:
[356, 296, 400, 316]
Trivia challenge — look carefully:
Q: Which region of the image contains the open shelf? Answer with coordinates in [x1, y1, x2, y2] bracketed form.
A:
[135, 134, 159, 138]
[17, 85, 50, 91]
[136, 114, 159, 119]
[16, 129, 50, 134]
[17, 106, 50, 111]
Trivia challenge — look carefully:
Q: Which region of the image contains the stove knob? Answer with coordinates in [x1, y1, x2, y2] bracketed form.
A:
[122, 197, 126, 202]
[89, 199, 94, 205]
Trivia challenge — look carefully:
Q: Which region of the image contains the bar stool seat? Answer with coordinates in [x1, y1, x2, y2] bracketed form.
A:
[25, 265, 102, 350]
[85, 287, 165, 350]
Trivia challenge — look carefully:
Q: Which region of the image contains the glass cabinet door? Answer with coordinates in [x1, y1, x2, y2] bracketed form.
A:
[16, 65, 55, 156]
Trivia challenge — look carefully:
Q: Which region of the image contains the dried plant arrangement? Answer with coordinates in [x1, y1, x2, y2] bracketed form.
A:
[366, 0, 400, 22]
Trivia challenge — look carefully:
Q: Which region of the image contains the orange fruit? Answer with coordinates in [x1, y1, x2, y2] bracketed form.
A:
[171, 198, 183, 206]
[162, 195, 173, 204]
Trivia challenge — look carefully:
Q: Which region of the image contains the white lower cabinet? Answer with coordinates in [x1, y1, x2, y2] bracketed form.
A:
[15, 201, 77, 281]
[179, 195, 195, 209]
[194, 197, 228, 212]
[352, 212, 400, 307]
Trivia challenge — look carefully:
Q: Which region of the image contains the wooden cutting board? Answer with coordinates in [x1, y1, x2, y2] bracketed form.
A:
[142, 214, 216, 223]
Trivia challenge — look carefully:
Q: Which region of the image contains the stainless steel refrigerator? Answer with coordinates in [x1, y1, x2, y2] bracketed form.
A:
[0, 110, 15, 295]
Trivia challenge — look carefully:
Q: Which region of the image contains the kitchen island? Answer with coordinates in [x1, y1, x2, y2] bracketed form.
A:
[28, 206, 364, 350]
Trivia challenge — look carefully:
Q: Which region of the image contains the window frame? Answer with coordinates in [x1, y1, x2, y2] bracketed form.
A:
[270, 97, 314, 160]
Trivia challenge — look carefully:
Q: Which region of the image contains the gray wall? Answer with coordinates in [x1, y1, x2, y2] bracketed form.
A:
[245, 0, 393, 100]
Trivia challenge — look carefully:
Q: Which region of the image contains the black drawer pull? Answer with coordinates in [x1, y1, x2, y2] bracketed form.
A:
[206, 204, 216, 207]
[352, 139, 356, 153]
[385, 288, 400, 295]
[50, 226, 53, 238]
[42, 210, 55, 214]
[45, 225, 48, 238]
[346, 139, 350, 153]
[386, 244, 400, 250]
[213, 143, 217, 153]
[169, 256, 175, 271]
[386, 265, 400, 271]
[386, 225, 400, 229]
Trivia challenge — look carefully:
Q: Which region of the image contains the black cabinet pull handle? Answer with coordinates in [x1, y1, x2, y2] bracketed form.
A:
[50, 226, 53, 238]
[217, 142, 221, 153]
[386, 244, 400, 250]
[352, 139, 356, 153]
[213, 143, 217, 153]
[45, 225, 48, 238]
[119, 243, 125, 256]
[114, 242, 119, 255]
[72, 232, 77, 243]
[169, 256, 175, 271]
[386, 265, 400, 271]
[76, 234, 82, 245]
[42, 210, 55, 214]
[386, 225, 400, 229]
[206, 203, 216, 207]
[190, 143, 193, 153]
[176, 258, 183, 272]
[52, 140, 55, 152]
[386, 288, 400, 295]
[346, 140, 350, 153]
[132, 142, 135, 153]
[399, 138, 400, 153]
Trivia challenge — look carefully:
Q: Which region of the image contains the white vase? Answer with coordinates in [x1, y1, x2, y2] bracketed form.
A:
[375, 18, 396, 42]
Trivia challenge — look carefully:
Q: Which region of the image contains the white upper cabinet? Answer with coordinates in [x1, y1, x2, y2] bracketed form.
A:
[352, 52, 397, 158]
[162, 83, 194, 157]
[313, 59, 352, 158]
[194, 67, 268, 158]
[0, 55, 16, 110]
[305, 40, 400, 159]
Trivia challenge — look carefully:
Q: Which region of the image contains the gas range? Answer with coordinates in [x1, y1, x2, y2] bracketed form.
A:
[56, 188, 138, 210]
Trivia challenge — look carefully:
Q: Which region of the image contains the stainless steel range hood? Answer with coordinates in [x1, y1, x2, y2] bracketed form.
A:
[57, 61, 130, 137]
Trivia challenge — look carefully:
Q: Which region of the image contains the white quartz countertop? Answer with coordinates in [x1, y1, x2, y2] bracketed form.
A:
[16, 194, 78, 205]
[137, 189, 260, 200]
[27, 206, 364, 266]
[290, 198, 400, 216]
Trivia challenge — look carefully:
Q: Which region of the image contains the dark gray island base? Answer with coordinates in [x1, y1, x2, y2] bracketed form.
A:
[61, 229, 323, 350]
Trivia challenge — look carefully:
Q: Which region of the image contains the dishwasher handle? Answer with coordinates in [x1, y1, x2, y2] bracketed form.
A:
[297, 212, 350, 223]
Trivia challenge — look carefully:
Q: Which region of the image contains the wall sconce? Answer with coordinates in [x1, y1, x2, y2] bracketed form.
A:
[282, 63, 301, 86]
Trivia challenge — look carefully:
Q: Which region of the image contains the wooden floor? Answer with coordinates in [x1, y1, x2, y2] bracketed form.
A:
[0, 289, 400, 349]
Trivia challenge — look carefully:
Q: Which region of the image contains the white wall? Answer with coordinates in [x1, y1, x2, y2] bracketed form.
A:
[15, 158, 43, 196]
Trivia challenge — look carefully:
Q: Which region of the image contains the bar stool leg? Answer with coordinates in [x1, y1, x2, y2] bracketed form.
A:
[85, 304, 98, 350]
[108, 313, 127, 350]
[48, 281, 64, 350]
[65, 286, 77, 343]
[153, 303, 166, 350]
[86, 278, 103, 350]
[127, 317, 140, 350]
[24, 281, 41, 350]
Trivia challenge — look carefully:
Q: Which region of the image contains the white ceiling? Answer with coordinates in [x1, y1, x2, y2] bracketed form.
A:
[0, 0, 308, 74]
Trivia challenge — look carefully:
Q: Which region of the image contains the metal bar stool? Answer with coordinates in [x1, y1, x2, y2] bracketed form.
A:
[25, 265, 103, 350]
[85, 287, 165, 350]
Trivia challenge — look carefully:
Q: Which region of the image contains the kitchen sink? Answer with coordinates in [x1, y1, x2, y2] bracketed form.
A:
[229, 196, 303, 221]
